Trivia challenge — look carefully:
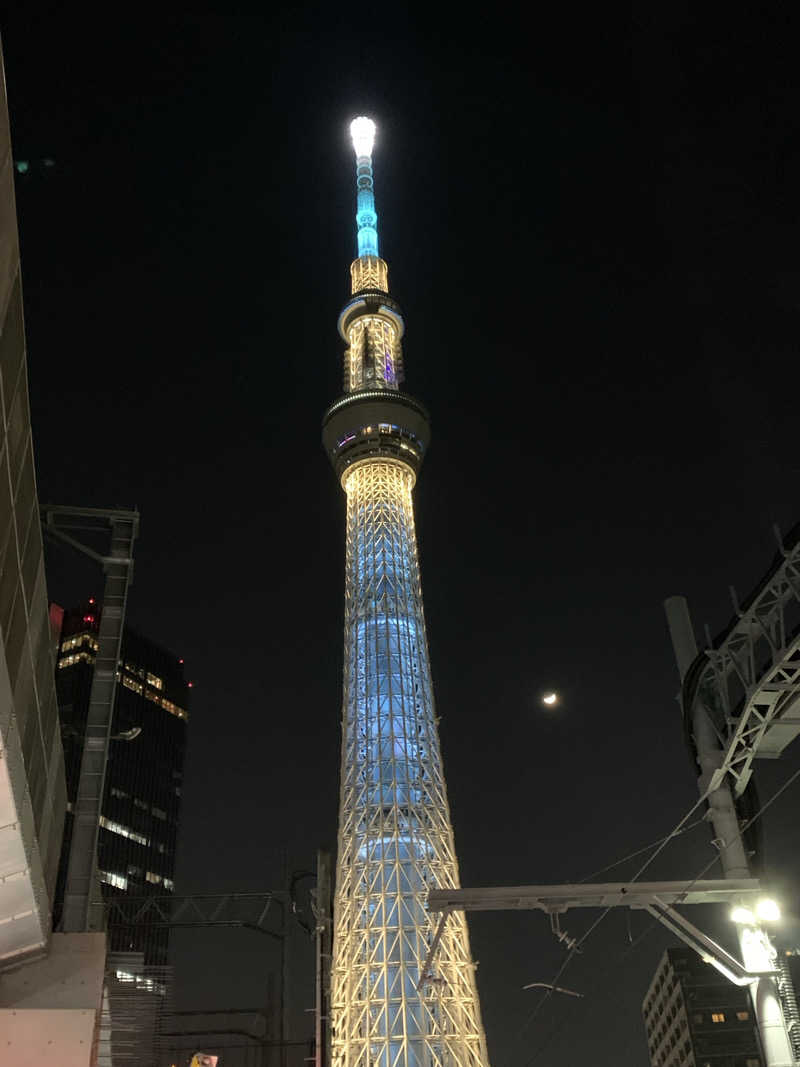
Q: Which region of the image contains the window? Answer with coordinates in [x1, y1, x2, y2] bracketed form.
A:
[134, 798, 148, 810]
[146, 871, 162, 885]
[99, 870, 128, 890]
[110, 786, 128, 800]
[736, 1011, 749, 1021]
[711, 1013, 725, 1023]
[163, 877, 174, 891]
[152, 807, 167, 820]
[99, 815, 149, 847]
[693, 1014, 703, 1024]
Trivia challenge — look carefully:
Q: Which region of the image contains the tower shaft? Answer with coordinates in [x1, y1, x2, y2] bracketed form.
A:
[324, 119, 490, 1067]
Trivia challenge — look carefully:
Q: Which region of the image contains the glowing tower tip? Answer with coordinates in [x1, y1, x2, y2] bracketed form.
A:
[350, 116, 376, 158]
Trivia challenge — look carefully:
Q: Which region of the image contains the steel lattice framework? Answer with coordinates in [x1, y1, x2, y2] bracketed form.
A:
[322, 119, 490, 1067]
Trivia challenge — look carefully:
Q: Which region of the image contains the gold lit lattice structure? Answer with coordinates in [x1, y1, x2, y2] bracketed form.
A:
[331, 461, 489, 1067]
[351, 255, 389, 294]
[326, 118, 489, 1067]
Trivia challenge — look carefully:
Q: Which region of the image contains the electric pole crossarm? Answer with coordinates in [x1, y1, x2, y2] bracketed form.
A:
[423, 880, 771, 994]
[427, 879, 762, 913]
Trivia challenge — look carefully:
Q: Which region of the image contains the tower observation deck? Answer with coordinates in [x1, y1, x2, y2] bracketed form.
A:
[322, 118, 490, 1067]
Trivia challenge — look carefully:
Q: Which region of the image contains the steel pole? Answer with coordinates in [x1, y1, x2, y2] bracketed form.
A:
[665, 596, 793, 1067]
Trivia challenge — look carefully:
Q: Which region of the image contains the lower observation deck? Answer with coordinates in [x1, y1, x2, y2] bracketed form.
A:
[322, 389, 430, 482]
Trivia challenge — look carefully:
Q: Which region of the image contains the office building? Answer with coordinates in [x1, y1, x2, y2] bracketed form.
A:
[643, 947, 763, 1067]
[54, 602, 189, 963]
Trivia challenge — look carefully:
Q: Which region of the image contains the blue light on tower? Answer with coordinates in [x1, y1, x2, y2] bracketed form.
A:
[324, 117, 491, 1067]
[350, 116, 379, 258]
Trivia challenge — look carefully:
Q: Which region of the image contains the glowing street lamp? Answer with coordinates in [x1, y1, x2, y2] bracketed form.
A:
[730, 905, 755, 925]
[756, 898, 781, 922]
[542, 692, 559, 707]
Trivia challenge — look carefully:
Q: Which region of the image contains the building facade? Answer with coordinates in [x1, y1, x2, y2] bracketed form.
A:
[323, 118, 490, 1067]
[0, 39, 67, 969]
[54, 602, 188, 962]
[643, 947, 764, 1067]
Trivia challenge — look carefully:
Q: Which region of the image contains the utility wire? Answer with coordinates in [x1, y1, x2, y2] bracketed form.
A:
[521, 761, 800, 1067]
[516, 788, 714, 1045]
[577, 817, 706, 884]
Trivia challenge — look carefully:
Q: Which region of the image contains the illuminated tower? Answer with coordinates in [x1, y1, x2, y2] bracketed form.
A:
[322, 118, 490, 1067]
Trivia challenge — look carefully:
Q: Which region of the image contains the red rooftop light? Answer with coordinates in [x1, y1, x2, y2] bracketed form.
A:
[83, 615, 95, 624]
[187, 682, 193, 688]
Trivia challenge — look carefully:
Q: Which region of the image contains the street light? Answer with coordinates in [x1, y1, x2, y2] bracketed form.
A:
[730, 899, 781, 925]
[110, 726, 141, 742]
[756, 898, 781, 922]
[730, 905, 755, 925]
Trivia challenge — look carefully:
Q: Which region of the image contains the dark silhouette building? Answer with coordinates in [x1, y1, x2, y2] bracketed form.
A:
[53, 602, 189, 963]
[643, 947, 763, 1067]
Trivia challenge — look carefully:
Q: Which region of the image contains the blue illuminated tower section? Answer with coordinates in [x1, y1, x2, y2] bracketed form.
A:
[322, 119, 491, 1067]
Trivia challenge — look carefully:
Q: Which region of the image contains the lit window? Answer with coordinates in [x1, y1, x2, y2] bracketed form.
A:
[163, 878, 174, 891]
[134, 798, 148, 810]
[99, 870, 128, 890]
[146, 871, 162, 884]
[110, 786, 128, 800]
[99, 815, 149, 846]
[152, 807, 167, 820]
[146, 672, 164, 691]
[711, 1013, 725, 1023]
[736, 1011, 749, 1021]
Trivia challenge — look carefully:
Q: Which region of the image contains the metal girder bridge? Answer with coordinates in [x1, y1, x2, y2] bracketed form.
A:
[422, 879, 773, 990]
[682, 525, 800, 797]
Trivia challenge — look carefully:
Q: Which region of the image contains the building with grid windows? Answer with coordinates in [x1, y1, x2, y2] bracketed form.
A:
[53, 602, 189, 963]
[642, 947, 763, 1067]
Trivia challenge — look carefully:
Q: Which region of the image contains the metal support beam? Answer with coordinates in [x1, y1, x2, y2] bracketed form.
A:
[312, 851, 332, 1067]
[43, 506, 139, 934]
[421, 879, 770, 996]
[105, 893, 285, 939]
[667, 585, 797, 1067]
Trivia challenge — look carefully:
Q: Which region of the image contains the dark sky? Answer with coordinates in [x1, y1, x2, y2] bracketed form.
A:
[4, 9, 800, 1065]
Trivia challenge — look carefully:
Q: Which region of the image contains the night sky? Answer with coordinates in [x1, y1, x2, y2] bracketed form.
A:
[4, 10, 800, 1065]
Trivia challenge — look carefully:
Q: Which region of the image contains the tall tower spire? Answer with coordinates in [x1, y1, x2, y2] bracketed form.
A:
[322, 120, 491, 1067]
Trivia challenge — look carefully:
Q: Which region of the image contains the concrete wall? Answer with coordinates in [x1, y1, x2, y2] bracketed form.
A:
[0, 39, 68, 967]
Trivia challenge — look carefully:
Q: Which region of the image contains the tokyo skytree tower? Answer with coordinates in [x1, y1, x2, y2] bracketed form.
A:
[322, 118, 491, 1067]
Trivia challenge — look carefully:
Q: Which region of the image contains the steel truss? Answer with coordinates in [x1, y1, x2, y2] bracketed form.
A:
[683, 529, 800, 797]
[105, 893, 284, 938]
[331, 460, 489, 1067]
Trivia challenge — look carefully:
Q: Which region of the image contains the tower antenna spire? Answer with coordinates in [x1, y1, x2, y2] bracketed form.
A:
[347, 117, 388, 294]
[350, 116, 379, 258]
